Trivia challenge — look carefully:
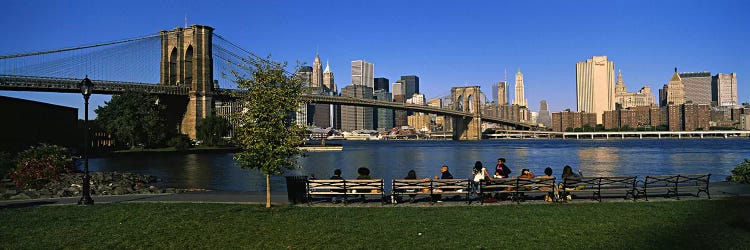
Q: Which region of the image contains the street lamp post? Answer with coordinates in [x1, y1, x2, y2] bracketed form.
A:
[78, 76, 94, 205]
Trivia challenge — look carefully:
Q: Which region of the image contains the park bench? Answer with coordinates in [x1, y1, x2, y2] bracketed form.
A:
[306, 179, 386, 205]
[562, 176, 637, 202]
[391, 179, 432, 203]
[638, 174, 710, 201]
[479, 177, 557, 204]
[431, 179, 471, 203]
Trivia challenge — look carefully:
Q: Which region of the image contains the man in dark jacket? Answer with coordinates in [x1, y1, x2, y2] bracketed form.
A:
[495, 158, 512, 178]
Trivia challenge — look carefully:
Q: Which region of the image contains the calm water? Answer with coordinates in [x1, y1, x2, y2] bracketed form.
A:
[87, 139, 750, 192]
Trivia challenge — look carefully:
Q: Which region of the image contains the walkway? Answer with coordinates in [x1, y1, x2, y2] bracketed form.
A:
[1, 182, 749, 208]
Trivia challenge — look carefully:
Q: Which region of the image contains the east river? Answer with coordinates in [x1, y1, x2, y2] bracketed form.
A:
[88, 139, 750, 192]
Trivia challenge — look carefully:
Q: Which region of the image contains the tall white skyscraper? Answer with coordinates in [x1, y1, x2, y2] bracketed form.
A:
[576, 56, 615, 124]
[323, 61, 336, 93]
[513, 68, 527, 107]
[713, 73, 738, 107]
[351, 60, 374, 90]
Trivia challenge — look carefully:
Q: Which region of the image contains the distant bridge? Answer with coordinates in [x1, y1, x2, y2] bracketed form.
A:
[0, 75, 535, 130]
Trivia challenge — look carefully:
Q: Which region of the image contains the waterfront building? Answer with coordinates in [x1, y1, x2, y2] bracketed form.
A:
[683, 103, 711, 131]
[293, 66, 312, 126]
[713, 73, 738, 107]
[295, 103, 308, 127]
[406, 93, 426, 106]
[576, 56, 615, 124]
[373, 90, 394, 131]
[351, 60, 374, 91]
[603, 105, 660, 130]
[312, 54, 323, 88]
[667, 104, 683, 131]
[323, 61, 336, 93]
[0, 96, 78, 152]
[407, 113, 431, 132]
[538, 100, 552, 128]
[680, 72, 712, 105]
[374, 77, 389, 92]
[513, 69, 527, 107]
[551, 110, 597, 132]
[666, 68, 685, 106]
[427, 98, 445, 131]
[215, 101, 243, 137]
[340, 85, 374, 131]
[614, 70, 656, 109]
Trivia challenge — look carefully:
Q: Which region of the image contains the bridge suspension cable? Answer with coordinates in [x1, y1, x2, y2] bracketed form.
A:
[0, 34, 160, 60]
[0, 33, 161, 83]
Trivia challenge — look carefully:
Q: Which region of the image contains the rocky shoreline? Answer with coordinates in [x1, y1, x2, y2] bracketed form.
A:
[1, 172, 197, 200]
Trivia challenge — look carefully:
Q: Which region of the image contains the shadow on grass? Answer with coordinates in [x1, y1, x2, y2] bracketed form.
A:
[620, 197, 750, 249]
[0, 200, 56, 209]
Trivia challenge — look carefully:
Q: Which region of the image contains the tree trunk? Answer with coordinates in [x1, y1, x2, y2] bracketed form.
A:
[265, 173, 271, 208]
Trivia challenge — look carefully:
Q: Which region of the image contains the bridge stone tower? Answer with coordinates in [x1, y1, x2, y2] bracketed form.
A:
[452, 86, 483, 140]
[159, 25, 214, 139]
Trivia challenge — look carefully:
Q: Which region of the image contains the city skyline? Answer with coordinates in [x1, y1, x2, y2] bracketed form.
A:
[0, 0, 747, 118]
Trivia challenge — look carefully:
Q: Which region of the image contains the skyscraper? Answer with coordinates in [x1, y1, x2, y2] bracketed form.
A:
[312, 54, 323, 88]
[296, 66, 313, 87]
[513, 69, 527, 107]
[351, 60, 374, 91]
[667, 68, 685, 106]
[495, 81, 507, 105]
[538, 100, 551, 128]
[713, 73, 738, 107]
[374, 77, 389, 92]
[400, 75, 420, 98]
[576, 56, 615, 124]
[323, 61, 336, 93]
[341, 85, 374, 131]
[392, 80, 407, 127]
[373, 89, 394, 131]
[680, 72, 712, 105]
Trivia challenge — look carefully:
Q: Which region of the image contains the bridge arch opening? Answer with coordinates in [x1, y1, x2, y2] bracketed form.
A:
[467, 94, 474, 113]
[185, 45, 193, 86]
[169, 48, 177, 85]
[456, 95, 464, 111]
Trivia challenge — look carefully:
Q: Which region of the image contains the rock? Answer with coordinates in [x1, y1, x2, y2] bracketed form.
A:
[113, 187, 127, 195]
[10, 193, 30, 200]
[165, 188, 176, 193]
[134, 182, 146, 190]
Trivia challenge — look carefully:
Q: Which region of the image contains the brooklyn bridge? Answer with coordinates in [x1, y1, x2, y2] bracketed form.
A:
[0, 25, 535, 140]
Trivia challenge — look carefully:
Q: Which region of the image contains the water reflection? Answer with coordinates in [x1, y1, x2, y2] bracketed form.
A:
[577, 146, 619, 176]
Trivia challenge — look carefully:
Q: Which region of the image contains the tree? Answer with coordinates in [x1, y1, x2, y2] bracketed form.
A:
[197, 116, 231, 146]
[95, 91, 171, 148]
[233, 56, 306, 208]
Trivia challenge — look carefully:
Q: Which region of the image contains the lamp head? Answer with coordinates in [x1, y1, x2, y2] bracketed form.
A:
[79, 75, 93, 97]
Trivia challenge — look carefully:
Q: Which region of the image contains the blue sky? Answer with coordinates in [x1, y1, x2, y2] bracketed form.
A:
[0, 0, 747, 118]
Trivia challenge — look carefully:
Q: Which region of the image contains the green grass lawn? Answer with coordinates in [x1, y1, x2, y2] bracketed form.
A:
[1, 198, 748, 249]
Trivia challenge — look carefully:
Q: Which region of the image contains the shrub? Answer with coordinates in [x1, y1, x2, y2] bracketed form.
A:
[168, 134, 191, 151]
[730, 159, 750, 184]
[9, 144, 75, 189]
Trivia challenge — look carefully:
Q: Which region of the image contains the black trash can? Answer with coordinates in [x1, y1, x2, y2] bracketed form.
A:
[285, 176, 308, 204]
